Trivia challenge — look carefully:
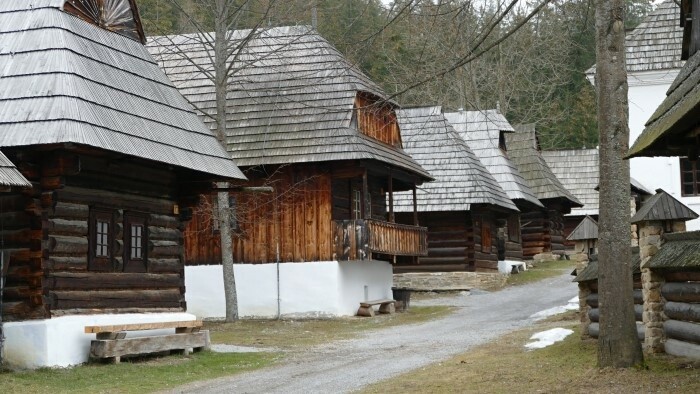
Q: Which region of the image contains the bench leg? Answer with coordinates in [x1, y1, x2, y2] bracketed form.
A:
[357, 305, 375, 317]
[378, 303, 395, 314]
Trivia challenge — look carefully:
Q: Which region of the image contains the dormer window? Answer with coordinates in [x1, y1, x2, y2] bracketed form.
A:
[499, 131, 507, 153]
[354, 92, 402, 148]
[63, 0, 145, 43]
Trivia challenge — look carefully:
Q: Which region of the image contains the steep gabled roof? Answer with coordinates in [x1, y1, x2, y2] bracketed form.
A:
[148, 26, 430, 181]
[444, 110, 543, 210]
[0, 151, 30, 188]
[0, 1, 244, 180]
[393, 107, 517, 213]
[505, 125, 582, 207]
[630, 188, 699, 223]
[586, 1, 684, 75]
[542, 149, 600, 216]
[567, 216, 599, 241]
[648, 231, 700, 269]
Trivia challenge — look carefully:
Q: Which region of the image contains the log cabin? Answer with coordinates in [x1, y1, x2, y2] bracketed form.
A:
[505, 125, 582, 258]
[392, 107, 518, 278]
[149, 26, 432, 318]
[0, 0, 244, 368]
[542, 148, 652, 248]
[444, 109, 544, 262]
[566, 215, 599, 260]
[626, 1, 700, 358]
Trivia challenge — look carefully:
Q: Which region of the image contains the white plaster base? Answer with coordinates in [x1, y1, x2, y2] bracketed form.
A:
[185, 261, 393, 319]
[3, 312, 196, 369]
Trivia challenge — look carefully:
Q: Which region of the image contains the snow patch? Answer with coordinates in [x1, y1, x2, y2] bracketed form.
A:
[525, 328, 574, 350]
[497, 260, 527, 274]
[529, 296, 579, 321]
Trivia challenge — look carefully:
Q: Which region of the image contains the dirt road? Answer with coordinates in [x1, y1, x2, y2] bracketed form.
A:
[172, 272, 577, 393]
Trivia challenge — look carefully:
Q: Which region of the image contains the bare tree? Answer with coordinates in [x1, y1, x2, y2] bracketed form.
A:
[594, 0, 644, 367]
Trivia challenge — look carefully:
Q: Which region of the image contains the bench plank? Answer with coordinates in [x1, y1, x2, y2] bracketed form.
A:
[85, 320, 202, 334]
[359, 299, 395, 308]
[90, 331, 210, 359]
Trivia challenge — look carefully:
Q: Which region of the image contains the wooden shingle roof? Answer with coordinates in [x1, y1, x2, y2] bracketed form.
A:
[505, 125, 582, 207]
[542, 148, 599, 216]
[148, 26, 430, 180]
[0, 1, 244, 180]
[630, 188, 699, 223]
[393, 107, 517, 213]
[648, 231, 700, 269]
[574, 247, 642, 282]
[444, 110, 543, 210]
[567, 216, 599, 241]
[0, 151, 30, 188]
[587, 1, 683, 75]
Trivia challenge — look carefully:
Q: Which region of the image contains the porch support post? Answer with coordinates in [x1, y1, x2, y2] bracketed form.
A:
[412, 185, 418, 226]
[388, 174, 394, 223]
[362, 169, 370, 220]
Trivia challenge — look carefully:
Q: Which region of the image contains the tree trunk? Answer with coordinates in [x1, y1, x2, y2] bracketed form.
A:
[215, 0, 237, 322]
[594, 0, 643, 368]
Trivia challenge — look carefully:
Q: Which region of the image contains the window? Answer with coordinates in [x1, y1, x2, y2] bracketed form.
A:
[90, 208, 149, 272]
[680, 158, 700, 196]
[89, 209, 115, 271]
[353, 189, 362, 219]
[124, 212, 148, 273]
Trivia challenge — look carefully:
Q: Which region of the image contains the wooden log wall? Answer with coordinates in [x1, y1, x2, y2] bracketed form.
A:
[520, 209, 550, 258]
[548, 209, 566, 253]
[498, 214, 524, 261]
[472, 210, 499, 272]
[394, 211, 474, 273]
[661, 270, 700, 359]
[584, 275, 644, 340]
[2, 150, 190, 321]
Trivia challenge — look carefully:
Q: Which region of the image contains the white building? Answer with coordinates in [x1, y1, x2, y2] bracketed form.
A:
[586, 1, 700, 228]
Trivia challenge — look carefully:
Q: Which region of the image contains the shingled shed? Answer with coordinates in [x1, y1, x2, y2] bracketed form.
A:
[445, 109, 543, 261]
[0, 1, 244, 368]
[567, 215, 599, 259]
[149, 26, 432, 318]
[393, 107, 518, 275]
[505, 125, 582, 258]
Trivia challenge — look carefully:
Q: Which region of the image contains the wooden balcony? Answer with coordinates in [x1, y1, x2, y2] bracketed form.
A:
[332, 219, 428, 261]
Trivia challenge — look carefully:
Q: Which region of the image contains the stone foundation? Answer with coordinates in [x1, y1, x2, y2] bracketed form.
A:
[578, 282, 592, 339]
[533, 252, 558, 262]
[393, 271, 508, 291]
[642, 268, 665, 353]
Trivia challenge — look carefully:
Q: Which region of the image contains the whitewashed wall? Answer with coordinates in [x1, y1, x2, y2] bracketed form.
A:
[185, 260, 393, 319]
[3, 312, 196, 369]
[589, 69, 700, 230]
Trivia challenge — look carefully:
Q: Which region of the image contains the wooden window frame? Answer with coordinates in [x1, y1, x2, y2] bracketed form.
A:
[124, 212, 148, 273]
[89, 208, 115, 272]
[680, 158, 700, 196]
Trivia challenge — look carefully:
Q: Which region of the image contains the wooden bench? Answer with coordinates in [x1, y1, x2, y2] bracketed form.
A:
[85, 320, 210, 363]
[357, 299, 396, 317]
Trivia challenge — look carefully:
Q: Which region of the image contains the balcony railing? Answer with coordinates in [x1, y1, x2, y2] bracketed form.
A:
[332, 219, 428, 261]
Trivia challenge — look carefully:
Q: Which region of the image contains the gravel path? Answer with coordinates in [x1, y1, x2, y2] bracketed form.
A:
[172, 272, 577, 393]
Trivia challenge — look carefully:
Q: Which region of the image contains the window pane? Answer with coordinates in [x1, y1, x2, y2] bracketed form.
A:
[684, 172, 694, 183]
[685, 184, 695, 195]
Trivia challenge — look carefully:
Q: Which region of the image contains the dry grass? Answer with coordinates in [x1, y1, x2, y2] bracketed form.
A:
[506, 259, 574, 286]
[207, 305, 454, 349]
[363, 312, 700, 394]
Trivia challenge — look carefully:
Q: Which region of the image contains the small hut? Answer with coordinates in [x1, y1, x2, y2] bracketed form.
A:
[567, 215, 599, 261]
[393, 107, 518, 280]
[444, 109, 543, 262]
[0, 1, 244, 368]
[505, 125, 582, 258]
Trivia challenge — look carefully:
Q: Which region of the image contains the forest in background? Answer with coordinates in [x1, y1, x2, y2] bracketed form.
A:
[135, 0, 656, 149]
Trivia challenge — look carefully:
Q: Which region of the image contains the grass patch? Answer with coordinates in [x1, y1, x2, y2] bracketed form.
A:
[506, 259, 574, 286]
[0, 351, 275, 394]
[209, 305, 454, 349]
[363, 316, 700, 394]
